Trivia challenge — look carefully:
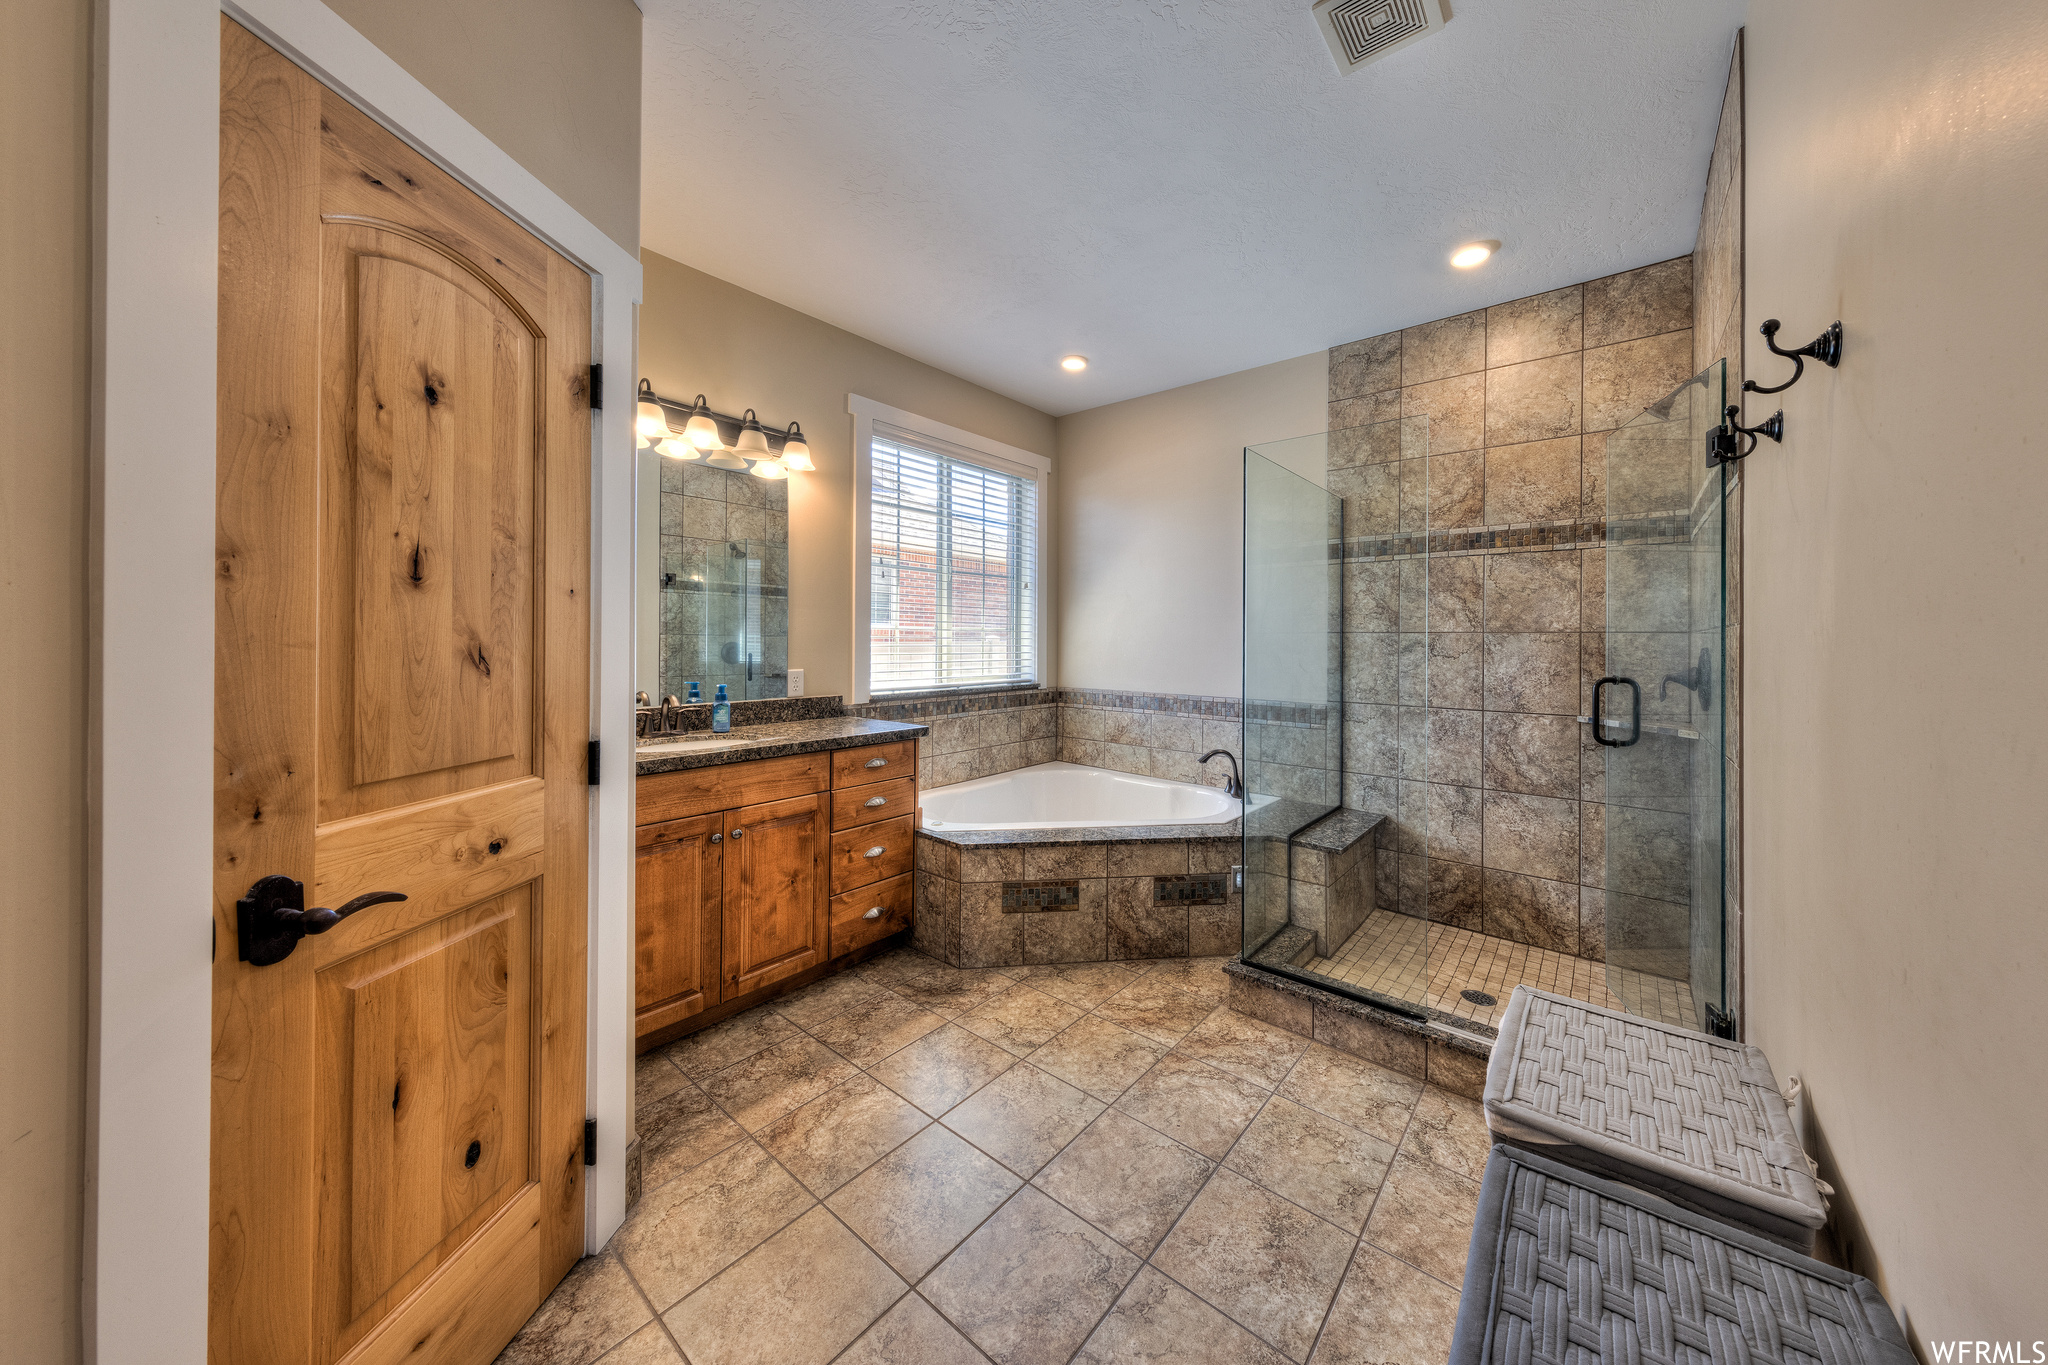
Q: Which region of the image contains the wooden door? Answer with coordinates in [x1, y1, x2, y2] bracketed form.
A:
[721, 793, 830, 997]
[212, 19, 591, 1365]
[636, 814, 724, 1039]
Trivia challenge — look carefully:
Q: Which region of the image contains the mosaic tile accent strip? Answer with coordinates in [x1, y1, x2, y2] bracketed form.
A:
[1341, 513, 1693, 562]
[849, 686, 1056, 721]
[1152, 874, 1229, 907]
[1001, 880, 1081, 912]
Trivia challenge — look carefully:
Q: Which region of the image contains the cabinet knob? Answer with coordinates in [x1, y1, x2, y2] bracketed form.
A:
[709, 832, 721, 843]
[864, 845, 885, 859]
[864, 757, 887, 769]
[730, 828, 744, 840]
[862, 907, 882, 920]
[864, 795, 887, 808]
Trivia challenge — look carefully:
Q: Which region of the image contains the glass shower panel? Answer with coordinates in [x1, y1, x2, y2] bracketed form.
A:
[1239, 438, 1342, 964]
[658, 538, 790, 701]
[1597, 360, 1728, 1032]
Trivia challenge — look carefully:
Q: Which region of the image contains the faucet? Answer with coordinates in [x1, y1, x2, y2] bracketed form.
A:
[659, 695, 683, 734]
[1199, 749, 1244, 799]
[635, 691, 654, 739]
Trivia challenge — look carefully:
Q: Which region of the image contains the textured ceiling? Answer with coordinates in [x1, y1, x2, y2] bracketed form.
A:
[641, 0, 1743, 416]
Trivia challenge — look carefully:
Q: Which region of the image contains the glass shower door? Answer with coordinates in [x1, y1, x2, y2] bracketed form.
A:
[1596, 360, 1729, 1033]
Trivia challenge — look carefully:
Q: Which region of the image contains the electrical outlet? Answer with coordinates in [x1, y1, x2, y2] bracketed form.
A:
[788, 668, 804, 697]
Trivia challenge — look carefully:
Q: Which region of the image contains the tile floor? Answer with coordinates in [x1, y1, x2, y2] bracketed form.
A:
[1299, 909, 1698, 1030]
[497, 946, 1489, 1365]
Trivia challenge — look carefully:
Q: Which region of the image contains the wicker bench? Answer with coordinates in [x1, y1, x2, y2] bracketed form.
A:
[1482, 985, 1828, 1252]
[1453, 1144, 1911, 1365]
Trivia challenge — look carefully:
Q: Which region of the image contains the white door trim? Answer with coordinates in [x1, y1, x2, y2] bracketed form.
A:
[88, 2, 640, 1359]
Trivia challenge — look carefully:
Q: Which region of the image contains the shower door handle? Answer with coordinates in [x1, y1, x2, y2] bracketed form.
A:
[1592, 677, 1641, 748]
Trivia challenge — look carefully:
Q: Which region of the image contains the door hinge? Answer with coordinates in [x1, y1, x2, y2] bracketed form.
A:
[584, 1117, 597, 1166]
[588, 738, 600, 786]
[588, 363, 603, 410]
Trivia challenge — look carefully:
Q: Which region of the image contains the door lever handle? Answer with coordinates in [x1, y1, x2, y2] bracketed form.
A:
[236, 874, 408, 966]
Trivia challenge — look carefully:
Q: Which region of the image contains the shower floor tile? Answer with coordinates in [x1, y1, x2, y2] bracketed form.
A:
[1299, 910, 1698, 1031]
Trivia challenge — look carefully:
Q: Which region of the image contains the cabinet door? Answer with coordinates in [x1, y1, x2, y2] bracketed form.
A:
[636, 812, 723, 1039]
[722, 792, 830, 998]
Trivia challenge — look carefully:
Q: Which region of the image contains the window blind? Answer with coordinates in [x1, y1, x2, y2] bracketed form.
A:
[868, 428, 1039, 696]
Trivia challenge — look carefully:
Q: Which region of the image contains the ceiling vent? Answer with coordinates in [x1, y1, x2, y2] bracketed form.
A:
[1314, 0, 1448, 73]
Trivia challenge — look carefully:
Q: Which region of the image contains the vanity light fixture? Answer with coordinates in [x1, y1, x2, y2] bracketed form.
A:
[635, 379, 810, 477]
[1060, 354, 1089, 373]
[780, 421, 814, 472]
[1450, 239, 1499, 270]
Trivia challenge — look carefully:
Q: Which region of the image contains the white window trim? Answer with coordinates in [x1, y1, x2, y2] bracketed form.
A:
[92, 3, 641, 1358]
[848, 394, 1052, 705]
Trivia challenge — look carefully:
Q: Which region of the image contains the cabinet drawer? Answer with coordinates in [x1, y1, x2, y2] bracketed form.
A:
[831, 776, 917, 831]
[832, 741, 916, 788]
[829, 814, 914, 893]
[637, 751, 828, 826]
[830, 874, 912, 957]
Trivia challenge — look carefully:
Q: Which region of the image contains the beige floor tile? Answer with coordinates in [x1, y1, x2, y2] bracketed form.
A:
[635, 1052, 690, 1108]
[1113, 1053, 1269, 1160]
[956, 983, 1085, 1056]
[496, 1251, 649, 1365]
[943, 1064, 1104, 1177]
[757, 1073, 929, 1197]
[868, 1023, 1017, 1116]
[1226, 1097, 1397, 1234]
[664, 1008, 799, 1080]
[1307, 1241, 1460, 1365]
[1175, 1007, 1311, 1089]
[1277, 1045, 1422, 1146]
[663, 1207, 906, 1365]
[588, 1321, 684, 1364]
[1362, 1154, 1482, 1289]
[1136, 957, 1236, 1005]
[770, 969, 894, 1032]
[1399, 1087, 1494, 1181]
[921, 1186, 1141, 1365]
[891, 963, 1019, 1018]
[837, 1293, 992, 1365]
[1031, 1109, 1212, 1255]
[809, 994, 951, 1068]
[1015, 961, 1143, 1010]
[1026, 1014, 1169, 1102]
[857, 946, 945, 991]
[701, 1035, 861, 1132]
[1152, 1168, 1356, 1363]
[828, 1125, 1021, 1281]
[1073, 1266, 1291, 1365]
[636, 1081, 748, 1193]
[612, 1141, 813, 1311]
[1092, 976, 1217, 1046]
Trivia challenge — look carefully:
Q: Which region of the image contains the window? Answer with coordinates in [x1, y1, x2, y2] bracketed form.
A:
[850, 397, 1048, 701]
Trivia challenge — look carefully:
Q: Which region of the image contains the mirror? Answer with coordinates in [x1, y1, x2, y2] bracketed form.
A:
[646, 461, 791, 701]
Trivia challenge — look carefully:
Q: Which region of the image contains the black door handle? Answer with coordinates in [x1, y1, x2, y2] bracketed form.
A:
[1592, 677, 1641, 748]
[236, 874, 408, 966]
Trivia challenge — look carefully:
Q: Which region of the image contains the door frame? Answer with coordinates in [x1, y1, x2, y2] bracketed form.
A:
[88, 2, 640, 1360]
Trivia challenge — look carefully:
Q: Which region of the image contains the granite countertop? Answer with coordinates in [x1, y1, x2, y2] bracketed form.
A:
[635, 716, 928, 776]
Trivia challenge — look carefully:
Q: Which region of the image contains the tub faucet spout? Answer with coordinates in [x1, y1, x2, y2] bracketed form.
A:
[1199, 749, 1244, 799]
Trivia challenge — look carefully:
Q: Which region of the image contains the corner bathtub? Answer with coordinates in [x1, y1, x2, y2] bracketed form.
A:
[918, 761, 1242, 832]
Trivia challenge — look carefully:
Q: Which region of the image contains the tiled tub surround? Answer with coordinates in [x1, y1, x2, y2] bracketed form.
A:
[657, 460, 791, 700]
[852, 688, 1061, 790]
[1329, 255, 1702, 965]
[505, 945, 1484, 1365]
[914, 831, 1241, 970]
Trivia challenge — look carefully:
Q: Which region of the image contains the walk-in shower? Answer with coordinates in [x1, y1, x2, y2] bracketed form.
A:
[1240, 363, 1730, 1037]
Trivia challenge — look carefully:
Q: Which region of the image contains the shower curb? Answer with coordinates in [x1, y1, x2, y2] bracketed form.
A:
[1223, 958, 1491, 1100]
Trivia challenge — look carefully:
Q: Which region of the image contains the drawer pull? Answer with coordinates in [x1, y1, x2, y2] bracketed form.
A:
[862, 906, 882, 920]
[864, 757, 888, 769]
[864, 846, 885, 859]
[864, 795, 888, 808]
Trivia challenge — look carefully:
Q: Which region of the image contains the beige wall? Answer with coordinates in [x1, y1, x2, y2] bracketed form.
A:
[0, 5, 641, 1360]
[324, 0, 643, 253]
[636, 251, 1057, 704]
[1054, 352, 1328, 698]
[1, 2, 92, 1360]
[1743, 0, 2048, 1336]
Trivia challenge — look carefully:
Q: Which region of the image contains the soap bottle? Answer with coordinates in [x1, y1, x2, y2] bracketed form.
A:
[687, 681, 701, 704]
[712, 684, 730, 733]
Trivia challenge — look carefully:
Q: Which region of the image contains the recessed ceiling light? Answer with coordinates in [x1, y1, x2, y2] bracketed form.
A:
[1060, 355, 1089, 373]
[1450, 240, 1500, 270]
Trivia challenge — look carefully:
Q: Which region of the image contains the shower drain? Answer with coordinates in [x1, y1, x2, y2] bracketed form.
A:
[1460, 989, 1498, 1007]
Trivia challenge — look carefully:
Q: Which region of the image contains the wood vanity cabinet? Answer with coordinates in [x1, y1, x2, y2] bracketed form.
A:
[635, 740, 917, 1046]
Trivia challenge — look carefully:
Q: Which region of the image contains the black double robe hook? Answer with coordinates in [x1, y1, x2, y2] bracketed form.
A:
[1744, 318, 1844, 396]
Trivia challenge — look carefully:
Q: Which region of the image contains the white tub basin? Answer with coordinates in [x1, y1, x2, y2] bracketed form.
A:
[919, 761, 1242, 831]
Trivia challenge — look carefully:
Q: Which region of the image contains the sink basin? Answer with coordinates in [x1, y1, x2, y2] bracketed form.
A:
[637, 732, 782, 756]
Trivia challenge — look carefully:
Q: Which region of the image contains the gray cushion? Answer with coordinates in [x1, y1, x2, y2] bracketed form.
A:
[1483, 986, 1827, 1243]
[1453, 1145, 1911, 1365]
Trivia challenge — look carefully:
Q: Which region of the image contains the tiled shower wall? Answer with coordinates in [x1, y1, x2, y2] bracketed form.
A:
[1330, 256, 1701, 962]
[657, 462, 791, 698]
